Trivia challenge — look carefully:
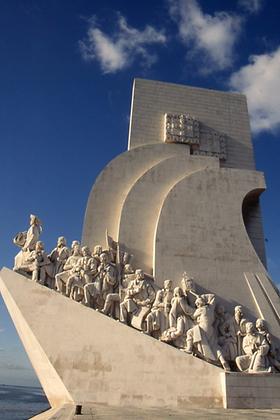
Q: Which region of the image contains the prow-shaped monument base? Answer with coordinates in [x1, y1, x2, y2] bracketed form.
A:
[1, 267, 280, 415]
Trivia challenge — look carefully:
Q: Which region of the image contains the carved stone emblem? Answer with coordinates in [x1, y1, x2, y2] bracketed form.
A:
[165, 113, 200, 145]
[165, 113, 227, 161]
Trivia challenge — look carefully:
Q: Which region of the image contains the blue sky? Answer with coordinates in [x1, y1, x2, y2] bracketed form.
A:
[0, 0, 280, 386]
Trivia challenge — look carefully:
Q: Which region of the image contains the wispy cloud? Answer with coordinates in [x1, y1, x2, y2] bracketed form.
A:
[79, 14, 166, 73]
[168, 0, 242, 72]
[229, 46, 280, 133]
[238, 0, 264, 14]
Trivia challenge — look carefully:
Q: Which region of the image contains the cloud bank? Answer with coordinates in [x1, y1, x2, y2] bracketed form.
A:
[168, 0, 242, 72]
[79, 14, 166, 73]
[229, 47, 280, 133]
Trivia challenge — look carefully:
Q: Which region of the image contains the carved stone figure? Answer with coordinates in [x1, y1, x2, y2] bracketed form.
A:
[169, 285, 194, 329]
[24, 241, 53, 285]
[255, 319, 280, 372]
[231, 305, 247, 356]
[91, 245, 103, 264]
[161, 286, 194, 347]
[121, 264, 135, 288]
[48, 237, 70, 277]
[161, 314, 190, 348]
[120, 269, 155, 329]
[180, 273, 198, 308]
[236, 321, 271, 373]
[70, 240, 82, 256]
[13, 214, 43, 271]
[97, 252, 117, 301]
[67, 246, 97, 301]
[146, 279, 173, 337]
[215, 305, 237, 363]
[185, 294, 230, 371]
[84, 252, 116, 308]
[55, 244, 82, 294]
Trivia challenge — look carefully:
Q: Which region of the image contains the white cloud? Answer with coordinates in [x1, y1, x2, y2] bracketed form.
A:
[79, 14, 166, 73]
[238, 0, 264, 14]
[229, 47, 280, 134]
[168, 0, 242, 72]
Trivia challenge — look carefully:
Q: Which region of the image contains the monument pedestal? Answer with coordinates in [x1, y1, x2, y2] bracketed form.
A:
[1, 267, 280, 416]
[222, 372, 280, 409]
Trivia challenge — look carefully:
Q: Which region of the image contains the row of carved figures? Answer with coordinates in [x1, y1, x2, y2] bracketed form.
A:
[13, 215, 280, 374]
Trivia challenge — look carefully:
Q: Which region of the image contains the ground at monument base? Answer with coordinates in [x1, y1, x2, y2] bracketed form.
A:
[31, 404, 280, 420]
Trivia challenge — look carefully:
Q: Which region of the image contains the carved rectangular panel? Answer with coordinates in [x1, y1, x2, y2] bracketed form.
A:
[165, 114, 200, 145]
[165, 113, 226, 160]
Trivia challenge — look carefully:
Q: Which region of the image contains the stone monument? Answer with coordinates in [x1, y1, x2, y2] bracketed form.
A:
[1, 79, 280, 418]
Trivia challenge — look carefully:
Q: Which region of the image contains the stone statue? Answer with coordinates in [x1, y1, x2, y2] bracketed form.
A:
[48, 237, 70, 278]
[95, 252, 117, 305]
[24, 241, 53, 285]
[181, 273, 198, 308]
[231, 305, 247, 356]
[169, 285, 194, 329]
[83, 251, 116, 308]
[145, 279, 173, 337]
[160, 286, 194, 348]
[120, 269, 155, 329]
[67, 246, 97, 301]
[236, 321, 271, 373]
[215, 305, 237, 364]
[70, 240, 82, 255]
[256, 319, 280, 372]
[100, 264, 135, 319]
[55, 244, 82, 294]
[92, 245, 103, 264]
[13, 214, 43, 272]
[121, 264, 135, 289]
[185, 294, 230, 371]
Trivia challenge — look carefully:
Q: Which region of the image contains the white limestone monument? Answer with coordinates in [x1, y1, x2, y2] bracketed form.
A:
[1, 79, 280, 417]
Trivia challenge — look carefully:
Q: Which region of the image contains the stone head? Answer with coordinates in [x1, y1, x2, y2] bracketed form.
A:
[234, 305, 243, 315]
[256, 318, 266, 332]
[57, 236, 66, 247]
[245, 322, 255, 334]
[173, 287, 183, 298]
[100, 252, 109, 264]
[93, 245, 102, 255]
[135, 269, 144, 280]
[71, 240, 80, 249]
[195, 296, 206, 308]
[72, 244, 81, 256]
[181, 273, 194, 292]
[164, 279, 172, 290]
[35, 241, 44, 251]
[124, 264, 134, 275]
[82, 246, 91, 257]
[30, 214, 41, 226]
